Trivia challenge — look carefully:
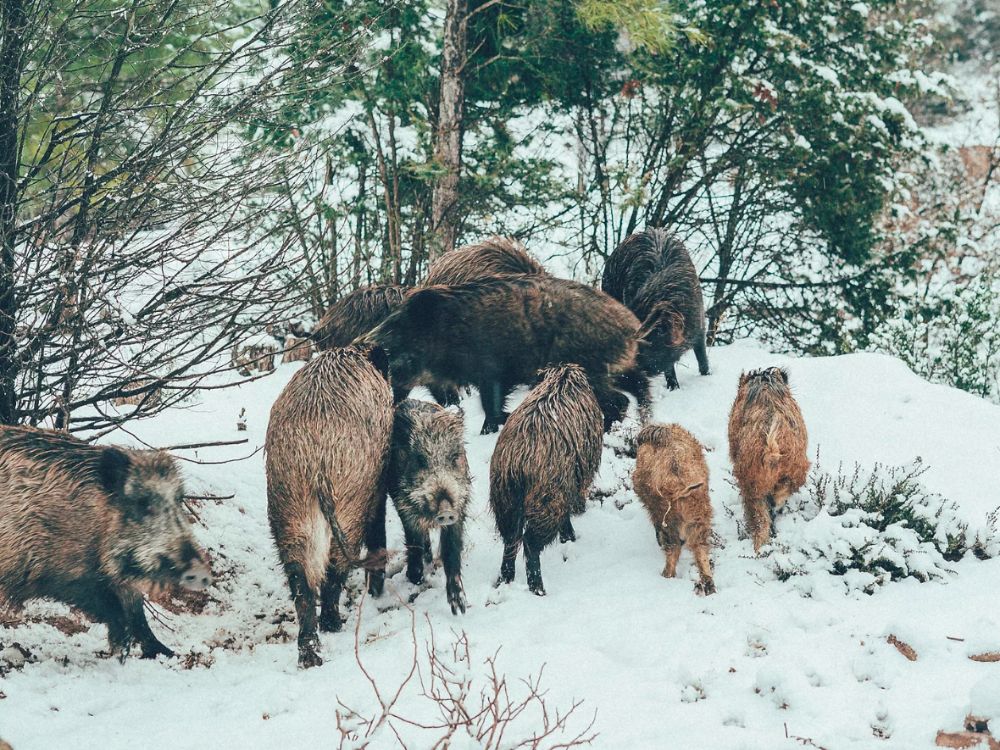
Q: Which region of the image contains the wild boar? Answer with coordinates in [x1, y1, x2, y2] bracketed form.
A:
[602, 228, 709, 389]
[489, 365, 603, 595]
[360, 275, 643, 433]
[265, 345, 393, 667]
[0, 427, 211, 660]
[728, 367, 810, 552]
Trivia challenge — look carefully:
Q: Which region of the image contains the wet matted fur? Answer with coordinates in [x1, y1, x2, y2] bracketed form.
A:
[602, 228, 709, 389]
[265, 345, 393, 667]
[313, 285, 408, 351]
[363, 274, 642, 433]
[633, 423, 715, 594]
[489, 365, 603, 595]
[727, 367, 810, 553]
[424, 236, 545, 286]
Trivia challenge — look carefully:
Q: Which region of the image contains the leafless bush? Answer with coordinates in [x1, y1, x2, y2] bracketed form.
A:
[334, 592, 598, 749]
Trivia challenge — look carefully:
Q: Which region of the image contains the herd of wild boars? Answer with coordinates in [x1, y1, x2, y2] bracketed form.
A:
[0, 229, 810, 670]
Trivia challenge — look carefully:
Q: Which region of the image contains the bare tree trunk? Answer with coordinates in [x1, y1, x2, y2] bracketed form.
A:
[429, 0, 467, 261]
[0, 0, 27, 425]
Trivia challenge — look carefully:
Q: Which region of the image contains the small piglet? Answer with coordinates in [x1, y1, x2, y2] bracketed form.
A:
[633, 423, 715, 594]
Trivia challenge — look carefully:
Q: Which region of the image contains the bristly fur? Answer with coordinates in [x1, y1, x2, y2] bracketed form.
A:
[489, 364, 603, 595]
[728, 366, 809, 553]
[424, 236, 545, 286]
[313, 285, 408, 350]
[633, 423, 715, 594]
[365, 274, 642, 433]
[265, 345, 393, 667]
[601, 228, 709, 388]
[0, 425, 207, 659]
[381, 399, 471, 614]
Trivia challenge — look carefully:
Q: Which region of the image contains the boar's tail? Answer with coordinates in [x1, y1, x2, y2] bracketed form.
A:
[315, 463, 361, 567]
[764, 417, 783, 466]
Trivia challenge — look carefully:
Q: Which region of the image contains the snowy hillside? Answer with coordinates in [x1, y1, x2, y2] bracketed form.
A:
[1, 343, 999, 749]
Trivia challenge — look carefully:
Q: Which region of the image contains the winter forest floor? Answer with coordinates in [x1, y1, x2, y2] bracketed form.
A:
[1, 342, 999, 749]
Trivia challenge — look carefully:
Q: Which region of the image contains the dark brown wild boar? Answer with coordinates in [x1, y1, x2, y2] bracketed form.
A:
[0, 427, 211, 660]
[728, 367, 809, 553]
[489, 365, 603, 595]
[602, 228, 709, 390]
[633, 423, 715, 594]
[359, 275, 643, 433]
[374, 399, 471, 614]
[424, 236, 545, 286]
[265, 346, 393, 668]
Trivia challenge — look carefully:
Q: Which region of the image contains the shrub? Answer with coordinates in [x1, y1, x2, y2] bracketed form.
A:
[766, 456, 997, 592]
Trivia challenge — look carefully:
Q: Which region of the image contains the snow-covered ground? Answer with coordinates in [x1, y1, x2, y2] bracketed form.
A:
[1, 342, 999, 749]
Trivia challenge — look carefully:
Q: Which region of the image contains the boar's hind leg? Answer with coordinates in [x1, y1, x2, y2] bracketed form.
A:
[441, 524, 467, 614]
[559, 517, 576, 543]
[478, 379, 512, 435]
[364, 492, 387, 597]
[121, 590, 175, 659]
[665, 362, 680, 391]
[694, 333, 710, 376]
[319, 564, 346, 634]
[285, 561, 323, 668]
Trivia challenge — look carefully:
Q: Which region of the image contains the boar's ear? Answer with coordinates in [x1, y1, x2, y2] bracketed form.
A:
[363, 344, 391, 381]
[778, 367, 789, 384]
[98, 447, 131, 497]
[405, 287, 445, 326]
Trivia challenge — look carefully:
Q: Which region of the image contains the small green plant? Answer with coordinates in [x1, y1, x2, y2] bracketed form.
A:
[769, 455, 996, 592]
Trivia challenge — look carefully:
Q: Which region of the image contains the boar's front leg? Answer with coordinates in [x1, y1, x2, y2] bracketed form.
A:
[478, 379, 511, 434]
[440, 523, 467, 614]
[121, 589, 174, 659]
[694, 333, 710, 376]
[402, 521, 427, 585]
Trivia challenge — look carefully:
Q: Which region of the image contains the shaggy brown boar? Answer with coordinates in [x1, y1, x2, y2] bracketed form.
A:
[423, 236, 545, 286]
[265, 345, 393, 668]
[360, 275, 642, 433]
[489, 365, 603, 595]
[602, 228, 709, 390]
[633, 424, 715, 594]
[0, 427, 211, 660]
[728, 367, 810, 552]
[375, 399, 471, 614]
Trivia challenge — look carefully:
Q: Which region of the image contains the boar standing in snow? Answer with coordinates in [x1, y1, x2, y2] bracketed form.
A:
[373, 399, 471, 614]
[0, 427, 211, 659]
[633, 424, 715, 594]
[265, 346, 393, 668]
[359, 275, 642, 433]
[602, 228, 709, 391]
[423, 236, 545, 286]
[728, 367, 809, 553]
[489, 365, 603, 595]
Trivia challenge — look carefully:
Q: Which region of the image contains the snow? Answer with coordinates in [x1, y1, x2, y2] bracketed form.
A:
[2, 342, 1000, 748]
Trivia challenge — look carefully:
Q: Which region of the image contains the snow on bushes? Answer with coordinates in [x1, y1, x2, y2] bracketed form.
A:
[765, 456, 998, 592]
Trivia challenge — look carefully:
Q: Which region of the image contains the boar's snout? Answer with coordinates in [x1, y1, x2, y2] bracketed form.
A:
[435, 501, 458, 527]
[179, 556, 212, 591]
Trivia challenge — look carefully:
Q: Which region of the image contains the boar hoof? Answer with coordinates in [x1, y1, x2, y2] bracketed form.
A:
[480, 420, 501, 435]
[666, 377, 680, 391]
[298, 647, 323, 669]
[366, 571, 385, 598]
[695, 579, 716, 596]
[529, 584, 546, 597]
[139, 639, 175, 660]
[447, 579, 467, 615]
